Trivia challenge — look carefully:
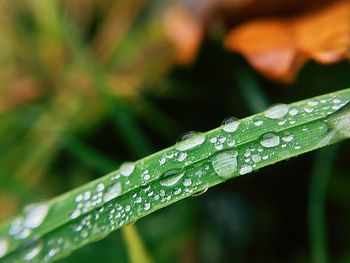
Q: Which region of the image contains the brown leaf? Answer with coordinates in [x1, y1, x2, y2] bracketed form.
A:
[224, 1, 350, 83]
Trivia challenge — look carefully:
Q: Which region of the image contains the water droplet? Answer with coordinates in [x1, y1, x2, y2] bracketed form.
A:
[260, 133, 280, 147]
[177, 152, 187, 162]
[0, 238, 8, 258]
[210, 137, 217, 143]
[265, 104, 289, 119]
[75, 194, 83, 202]
[71, 209, 81, 219]
[222, 118, 240, 132]
[210, 149, 238, 180]
[289, 108, 299, 116]
[97, 183, 105, 192]
[239, 165, 252, 175]
[282, 134, 294, 142]
[192, 188, 208, 197]
[318, 102, 350, 146]
[183, 178, 192, 187]
[304, 107, 313, 113]
[222, 116, 239, 125]
[308, 101, 318, 106]
[24, 242, 42, 261]
[176, 133, 205, 151]
[160, 169, 185, 186]
[120, 162, 135, 177]
[144, 203, 151, 211]
[252, 154, 261, 163]
[23, 203, 49, 229]
[83, 191, 91, 200]
[103, 183, 122, 202]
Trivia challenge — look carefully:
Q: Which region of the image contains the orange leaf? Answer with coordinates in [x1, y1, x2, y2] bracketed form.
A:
[224, 1, 350, 83]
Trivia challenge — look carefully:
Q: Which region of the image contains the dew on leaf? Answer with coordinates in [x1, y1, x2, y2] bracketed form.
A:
[176, 133, 205, 151]
[160, 169, 185, 186]
[0, 238, 8, 258]
[222, 118, 240, 132]
[192, 188, 208, 197]
[23, 203, 49, 229]
[210, 149, 238, 180]
[120, 162, 135, 177]
[265, 104, 289, 119]
[239, 165, 252, 175]
[289, 108, 299, 116]
[103, 183, 122, 202]
[260, 133, 280, 147]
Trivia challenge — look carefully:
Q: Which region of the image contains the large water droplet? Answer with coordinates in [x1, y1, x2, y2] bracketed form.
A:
[222, 117, 240, 132]
[176, 133, 205, 151]
[326, 102, 350, 140]
[260, 133, 280, 147]
[120, 162, 135, 177]
[265, 104, 289, 119]
[0, 238, 8, 258]
[160, 169, 185, 186]
[210, 149, 238, 180]
[23, 203, 49, 229]
[103, 183, 122, 202]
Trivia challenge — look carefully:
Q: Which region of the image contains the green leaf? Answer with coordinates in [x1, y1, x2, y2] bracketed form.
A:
[1, 88, 350, 263]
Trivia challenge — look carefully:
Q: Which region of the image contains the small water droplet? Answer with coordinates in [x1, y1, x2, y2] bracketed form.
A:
[210, 137, 217, 143]
[183, 178, 192, 187]
[75, 194, 83, 202]
[289, 108, 299, 116]
[282, 134, 294, 142]
[192, 188, 208, 197]
[177, 152, 187, 162]
[252, 154, 261, 163]
[265, 104, 289, 119]
[23, 203, 49, 229]
[103, 183, 122, 202]
[308, 101, 318, 106]
[120, 162, 135, 177]
[239, 165, 252, 175]
[304, 107, 313, 113]
[144, 203, 151, 211]
[24, 241, 42, 261]
[97, 183, 105, 192]
[210, 149, 238, 180]
[260, 133, 280, 147]
[176, 132, 205, 151]
[222, 117, 240, 132]
[70, 209, 81, 219]
[0, 238, 8, 258]
[160, 169, 185, 186]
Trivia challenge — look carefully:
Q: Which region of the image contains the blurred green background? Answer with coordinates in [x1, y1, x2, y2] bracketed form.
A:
[0, 0, 349, 262]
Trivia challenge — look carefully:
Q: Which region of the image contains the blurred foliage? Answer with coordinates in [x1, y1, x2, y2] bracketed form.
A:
[0, 0, 349, 262]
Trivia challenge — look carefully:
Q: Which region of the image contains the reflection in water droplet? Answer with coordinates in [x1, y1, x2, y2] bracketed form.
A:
[103, 183, 122, 202]
[222, 116, 239, 125]
[0, 238, 8, 258]
[265, 104, 289, 119]
[160, 169, 185, 186]
[210, 149, 238, 180]
[23, 203, 49, 229]
[222, 118, 240, 132]
[120, 162, 135, 177]
[192, 188, 208, 197]
[260, 133, 280, 147]
[176, 133, 205, 151]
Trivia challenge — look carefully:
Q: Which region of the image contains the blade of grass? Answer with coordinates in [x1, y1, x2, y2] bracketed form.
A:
[1, 88, 350, 262]
[121, 224, 153, 263]
[308, 145, 339, 263]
